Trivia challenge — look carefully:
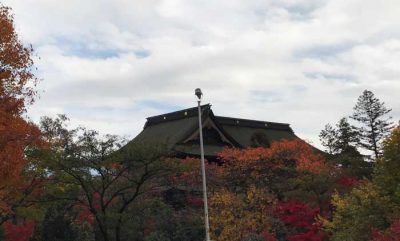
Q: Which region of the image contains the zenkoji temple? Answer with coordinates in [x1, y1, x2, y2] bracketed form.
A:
[129, 104, 306, 160]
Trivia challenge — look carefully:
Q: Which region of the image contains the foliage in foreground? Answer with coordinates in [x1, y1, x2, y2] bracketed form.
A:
[1, 3, 400, 241]
[326, 127, 400, 241]
[0, 3, 43, 225]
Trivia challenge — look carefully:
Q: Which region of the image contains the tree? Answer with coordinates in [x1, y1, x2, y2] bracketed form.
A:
[319, 124, 337, 154]
[209, 186, 274, 241]
[373, 126, 400, 203]
[370, 219, 400, 241]
[211, 140, 333, 241]
[320, 118, 373, 179]
[3, 220, 35, 241]
[140, 202, 204, 241]
[274, 200, 326, 241]
[319, 118, 359, 154]
[326, 183, 393, 241]
[0, 3, 43, 225]
[326, 127, 400, 241]
[335, 118, 359, 153]
[38, 115, 179, 241]
[30, 203, 94, 241]
[350, 90, 393, 158]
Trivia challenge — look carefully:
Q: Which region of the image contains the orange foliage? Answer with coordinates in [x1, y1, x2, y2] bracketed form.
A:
[0, 5, 42, 217]
[218, 139, 326, 174]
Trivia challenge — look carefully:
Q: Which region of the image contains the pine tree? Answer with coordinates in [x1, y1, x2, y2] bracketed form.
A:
[319, 124, 337, 154]
[319, 118, 358, 154]
[335, 117, 359, 153]
[350, 90, 393, 158]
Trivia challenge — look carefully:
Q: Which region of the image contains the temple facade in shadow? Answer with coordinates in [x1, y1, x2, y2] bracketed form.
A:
[130, 104, 305, 159]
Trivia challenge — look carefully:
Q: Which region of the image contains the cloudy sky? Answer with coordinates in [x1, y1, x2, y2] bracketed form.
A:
[4, 0, 400, 148]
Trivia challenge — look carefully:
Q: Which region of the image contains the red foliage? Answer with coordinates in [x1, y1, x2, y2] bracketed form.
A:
[288, 230, 326, 241]
[263, 230, 277, 241]
[169, 158, 202, 188]
[76, 205, 95, 225]
[275, 200, 326, 241]
[370, 219, 400, 241]
[169, 157, 222, 190]
[3, 220, 35, 241]
[275, 200, 319, 228]
[186, 195, 203, 207]
[110, 162, 121, 171]
[75, 192, 103, 225]
[336, 176, 360, 188]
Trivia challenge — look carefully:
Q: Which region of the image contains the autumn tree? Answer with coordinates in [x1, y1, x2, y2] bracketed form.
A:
[326, 126, 400, 241]
[373, 126, 400, 197]
[37, 115, 180, 241]
[0, 3, 43, 227]
[209, 186, 274, 241]
[274, 200, 326, 241]
[210, 140, 333, 241]
[350, 90, 393, 158]
[370, 220, 400, 241]
[30, 202, 94, 241]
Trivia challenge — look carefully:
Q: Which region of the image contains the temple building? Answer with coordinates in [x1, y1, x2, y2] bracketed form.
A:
[129, 104, 305, 159]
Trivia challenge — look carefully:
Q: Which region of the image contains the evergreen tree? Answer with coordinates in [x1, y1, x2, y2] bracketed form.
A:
[319, 118, 359, 154]
[350, 90, 393, 158]
[319, 124, 337, 154]
[335, 118, 359, 152]
[320, 118, 372, 178]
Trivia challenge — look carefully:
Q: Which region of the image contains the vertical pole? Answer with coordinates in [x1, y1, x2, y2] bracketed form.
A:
[198, 100, 211, 241]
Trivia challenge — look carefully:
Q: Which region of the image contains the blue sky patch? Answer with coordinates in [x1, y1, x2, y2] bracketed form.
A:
[294, 42, 355, 60]
[305, 72, 356, 82]
[139, 100, 182, 113]
[250, 90, 284, 103]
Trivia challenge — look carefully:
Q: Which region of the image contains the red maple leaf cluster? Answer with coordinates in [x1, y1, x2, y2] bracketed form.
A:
[370, 220, 400, 241]
[3, 220, 35, 241]
[275, 200, 326, 241]
[336, 176, 360, 188]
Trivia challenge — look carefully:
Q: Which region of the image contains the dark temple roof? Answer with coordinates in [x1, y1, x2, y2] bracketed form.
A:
[129, 104, 300, 157]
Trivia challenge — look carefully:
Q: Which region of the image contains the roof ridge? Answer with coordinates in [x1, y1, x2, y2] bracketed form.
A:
[144, 104, 211, 128]
[146, 104, 211, 120]
[215, 115, 290, 126]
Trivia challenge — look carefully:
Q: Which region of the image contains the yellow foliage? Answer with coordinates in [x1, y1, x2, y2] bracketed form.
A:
[209, 186, 274, 241]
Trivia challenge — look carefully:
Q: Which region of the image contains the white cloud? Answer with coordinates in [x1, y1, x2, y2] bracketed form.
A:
[3, 0, 400, 149]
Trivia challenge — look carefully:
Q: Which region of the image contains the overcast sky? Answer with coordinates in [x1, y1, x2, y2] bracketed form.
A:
[4, 0, 400, 148]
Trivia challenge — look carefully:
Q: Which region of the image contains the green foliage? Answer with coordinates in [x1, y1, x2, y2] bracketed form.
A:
[327, 183, 394, 241]
[327, 127, 400, 241]
[31, 204, 94, 241]
[374, 127, 400, 202]
[120, 199, 204, 241]
[319, 124, 337, 154]
[145, 207, 204, 241]
[240, 234, 265, 241]
[331, 146, 373, 179]
[36, 115, 179, 241]
[319, 117, 359, 155]
[350, 90, 393, 158]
